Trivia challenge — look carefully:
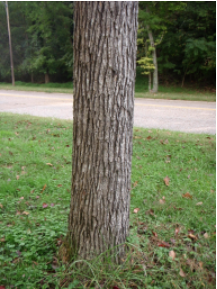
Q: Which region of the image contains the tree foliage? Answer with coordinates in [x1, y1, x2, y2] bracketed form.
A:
[0, 1, 215, 87]
[0, 1, 73, 83]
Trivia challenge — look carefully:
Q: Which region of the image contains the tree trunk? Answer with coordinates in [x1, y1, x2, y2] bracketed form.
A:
[45, 72, 49, 83]
[68, 1, 138, 262]
[148, 72, 152, 92]
[30, 73, 34, 83]
[147, 26, 158, 93]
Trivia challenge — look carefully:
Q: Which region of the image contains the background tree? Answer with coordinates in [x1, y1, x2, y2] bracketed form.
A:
[66, 2, 138, 262]
[0, 1, 73, 83]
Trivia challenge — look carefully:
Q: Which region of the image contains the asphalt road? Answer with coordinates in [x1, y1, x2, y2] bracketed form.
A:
[0, 90, 216, 134]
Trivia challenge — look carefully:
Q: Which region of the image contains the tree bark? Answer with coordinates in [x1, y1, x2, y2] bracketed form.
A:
[147, 26, 158, 93]
[45, 72, 49, 83]
[5, 1, 15, 86]
[68, 2, 138, 262]
[148, 72, 152, 91]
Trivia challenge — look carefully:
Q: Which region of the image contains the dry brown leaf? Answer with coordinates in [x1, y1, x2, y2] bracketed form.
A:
[146, 209, 155, 216]
[0, 237, 5, 242]
[0, 203, 3, 208]
[188, 233, 197, 240]
[57, 184, 62, 187]
[46, 163, 53, 166]
[182, 192, 193, 199]
[175, 227, 180, 235]
[16, 175, 20, 180]
[179, 268, 186, 277]
[164, 176, 170, 186]
[41, 184, 47, 193]
[146, 136, 152, 140]
[198, 262, 203, 270]
[196, 202, 203, 206]
[133, 181, 138, 188]
[203, 232, 209, 239]
[22, 211, 29, 215]
[133, 208, 140, 214]
[169, 250, 176, 261]
[159, 198, 165, 204]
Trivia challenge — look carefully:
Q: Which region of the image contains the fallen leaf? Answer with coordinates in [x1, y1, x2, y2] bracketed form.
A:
[170, 238, 176, 244]
[169, 250, 176, 261]
[133, 181, 138, 188]
[164, 176, 170, 186]
[16, 175, 20, 180]
[188, 233, 197, 240]
[146, 209, 155, 216]
[146, 136, 152, 140]
[152, 231, 158, 237]
[174, 227, 180, 235]
[196, 202, 203, 206]
[179, 268, 186, 277]
[164, 139, 169, 144]
[42, 203, 48, 209]
[41, 184, 47, 193]
[182, 192, 193, 199]
[157, 241, 170, 248]
[0, 237, 5, 242]
[22, 211, 29, 215]
[198, 262, 203, 270]
[15, 132, 19, 136]
[9, 151, 13, 156]
[0, 286, 6, 289]
[133, 208, 140, 214]
[46, 163, 53, 166]
[0, 203, 3, 208]
[19, 197, 24, 200]
[203, 232, 209, 239]
[159, 196, 165, 204]
[57, 184, 62, 187]
[21, 166, 26, 170]
[16, 211, 21, 215]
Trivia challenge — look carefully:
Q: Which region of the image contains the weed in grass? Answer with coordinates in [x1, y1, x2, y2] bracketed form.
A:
[0, 113, 215, 288]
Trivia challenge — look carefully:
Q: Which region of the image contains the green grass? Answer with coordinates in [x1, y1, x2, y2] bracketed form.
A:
[0, 71, 215, 102]
[0, 113, 216, 288]
[0, 81, 73, 94]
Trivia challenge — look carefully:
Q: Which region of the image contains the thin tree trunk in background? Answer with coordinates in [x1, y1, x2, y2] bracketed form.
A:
[45, 73, 49, 83]
[147, 26, 158, 93]
[68, 1, 138, 262]
[5, 1, 15, 86]
[148, 72, 152, 91]
[31, 73, 34, 83]
[146, 6, 158, 93]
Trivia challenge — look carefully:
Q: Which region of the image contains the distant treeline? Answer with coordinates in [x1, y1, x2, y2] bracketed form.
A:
[0, 1, 215, 88]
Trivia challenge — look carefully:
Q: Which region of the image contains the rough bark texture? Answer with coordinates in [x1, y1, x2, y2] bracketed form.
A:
[68, 2, 138, 261]
[147, 26, 158, 93]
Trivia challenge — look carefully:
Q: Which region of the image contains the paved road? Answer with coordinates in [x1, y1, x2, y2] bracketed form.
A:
[0, 90, 216, 134]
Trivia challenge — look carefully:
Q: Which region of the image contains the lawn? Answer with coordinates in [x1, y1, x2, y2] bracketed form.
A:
[0, 113, 215, 289]
[0, 74, 215, 102]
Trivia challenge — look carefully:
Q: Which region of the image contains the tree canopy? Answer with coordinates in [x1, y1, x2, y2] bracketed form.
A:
[0, 1, 215, 88]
